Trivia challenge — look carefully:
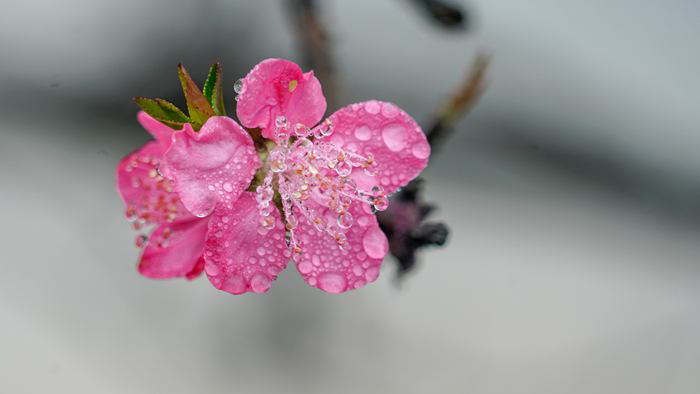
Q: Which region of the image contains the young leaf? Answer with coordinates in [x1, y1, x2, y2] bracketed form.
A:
[203, 62, 226, 116]
[133, 97, 190, 129]
[177, 64, 215, 127]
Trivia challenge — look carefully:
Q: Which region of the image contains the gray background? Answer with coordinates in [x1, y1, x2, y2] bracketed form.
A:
[1, 0, 699, 393]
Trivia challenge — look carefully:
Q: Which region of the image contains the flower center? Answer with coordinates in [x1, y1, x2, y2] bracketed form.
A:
[255, 116, 389, 261]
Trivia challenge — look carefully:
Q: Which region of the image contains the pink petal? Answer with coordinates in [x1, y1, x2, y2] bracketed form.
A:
[203, 192, 290, 295]
[138, 217, 210, 279]
[163, 116, 260, 218]
[116, 141, 191, 225]
[236, 58, 326, 139]
[293, 199, 388, 294]
[324, 100, 430, 194]
[137, 111, 175, 149]
[185, 257, 205, 280]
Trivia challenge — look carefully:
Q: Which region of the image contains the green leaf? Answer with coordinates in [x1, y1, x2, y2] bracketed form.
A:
[178, 64, 215, 128]
[203, 62, 226, 116]
[133, 97, 190, 129]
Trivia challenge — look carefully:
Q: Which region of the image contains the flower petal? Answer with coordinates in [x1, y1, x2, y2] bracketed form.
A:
[116, 141, 190, 225]
[324, 100, 430, 194]
[236, 58, 326, 139]
[137, 111, 175, 149]
[138, 217, 210, 279]
[293, 199, 388, 293]
[185, 256, 205, 280]
[203, 192, 290, 295]
[163, 116, 260, 218]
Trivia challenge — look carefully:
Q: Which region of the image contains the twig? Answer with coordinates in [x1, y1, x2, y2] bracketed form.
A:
[426, 52, 489, 149]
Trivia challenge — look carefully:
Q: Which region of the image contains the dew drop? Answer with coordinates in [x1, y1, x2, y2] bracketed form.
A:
[412, 140, 430, 159]
[381, 124, 407, 152]
[318, 272, 347, 294]
[233, 79, 244, 94]
[221, 275, 246, 294]
[298, 261, 313, 274]
[223, 182, 233, 192]
[337, 211, 354, 229]
[364, 101, 380, 114]
[362, 227, 388, 259]
[354, 126, 372, 141]
[204, 262, 220, 276]
[250, 273, 271, 293]
[352, 265, 364, 276]
[365, 266, 380, 282]
[381, 102, 399, 118]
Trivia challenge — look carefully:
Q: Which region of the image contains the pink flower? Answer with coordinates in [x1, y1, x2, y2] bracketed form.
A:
[116, 112, 209, 280]
[118, 58, 430, 294]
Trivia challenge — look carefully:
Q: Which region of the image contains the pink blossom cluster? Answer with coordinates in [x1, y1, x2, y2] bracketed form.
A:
[117, 59, 430, 294]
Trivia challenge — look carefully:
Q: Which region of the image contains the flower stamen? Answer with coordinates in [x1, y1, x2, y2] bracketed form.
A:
[254, 116, 389, 257]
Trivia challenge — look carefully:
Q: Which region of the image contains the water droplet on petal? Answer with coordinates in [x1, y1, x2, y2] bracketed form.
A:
[233, 79, 244, 94]
[364, 266, 380, 282]
[294, 123, 310, 137]
[381, 124, 407, 152]
[318, 272, 347, 294]
[352, 265, 364, 276]
[204, 262, 220, 276]
[250, 273, 271, 293]
[275, 116, 288, 130]
[412, 140, 430, 159]
[298, 261, 313, 274]
[337, 211, 354, 229]
[354, 126, 372, 141]
[364, 100, 380, 114]
[335, 161, 352, 177]
[381, 102, 399, 118]
[362, 227, 388, 259]
[221, 275, 246, 294]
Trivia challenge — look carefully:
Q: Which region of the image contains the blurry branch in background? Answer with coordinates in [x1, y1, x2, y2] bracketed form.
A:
[426, 52, 489, 150]
[406, 0, 469, 31]
[378, 53, 489, 279]
[286, 0, 340, 110]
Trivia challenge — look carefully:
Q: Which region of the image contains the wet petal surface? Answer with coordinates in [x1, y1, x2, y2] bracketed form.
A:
[324, 101, 430, 194]
[293, 199, 388, 293]
[163, 116, 260, 218]
[236, 58, 326, 139]
[116, 141, 190, 225]
[203, 192, 290, 295]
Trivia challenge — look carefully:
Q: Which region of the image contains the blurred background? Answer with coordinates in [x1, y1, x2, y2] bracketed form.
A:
[2, 0, 700, 393]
